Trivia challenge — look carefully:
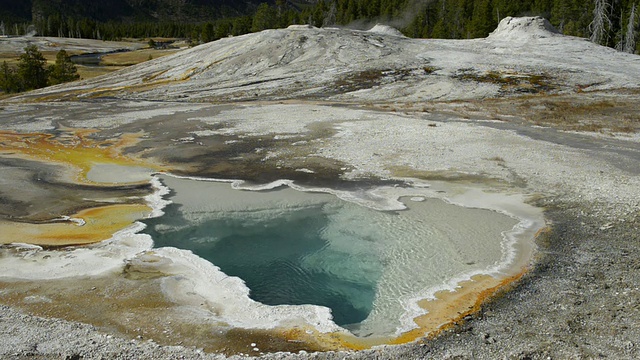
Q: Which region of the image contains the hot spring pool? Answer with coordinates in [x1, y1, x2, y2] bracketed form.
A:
[142, 175, 536, 338]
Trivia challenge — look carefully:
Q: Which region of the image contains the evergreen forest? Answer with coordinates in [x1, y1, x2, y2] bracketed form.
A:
[0, 0, 638, 53]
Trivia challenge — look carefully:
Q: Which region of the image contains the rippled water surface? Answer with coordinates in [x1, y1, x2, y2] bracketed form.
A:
[143, 176, 518, 336]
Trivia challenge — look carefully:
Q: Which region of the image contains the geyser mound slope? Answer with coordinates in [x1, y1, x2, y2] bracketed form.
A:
[43, 25, 430, 102]
[20, 17, 640, 103]
[367, 24, 406, 37]
[488, 16, 560, 40]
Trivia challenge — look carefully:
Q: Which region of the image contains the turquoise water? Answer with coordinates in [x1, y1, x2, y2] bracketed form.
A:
[145, 202, 380, 326]
[142, 176, 518, 336]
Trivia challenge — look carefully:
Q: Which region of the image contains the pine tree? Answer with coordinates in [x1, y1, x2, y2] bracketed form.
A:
[470, 0, 494, 38]
[0, 61, 21, 93]
[48, 50, 80, 85]
[17, 44, 49, 91]
[201, 22, 214, 43]
[251, 3, 277, 32]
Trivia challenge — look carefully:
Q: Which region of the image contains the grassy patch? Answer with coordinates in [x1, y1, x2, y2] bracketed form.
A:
[459, 91, 640, 134]
[527, 99, 624, 132]
[75, 64, 128, 79]
[334, 69, 387, 93]
[423, 66, 438, 74]
[333, 67, 435, 94]
[454, 69, 554, 95]
[101, 48, 179, 66]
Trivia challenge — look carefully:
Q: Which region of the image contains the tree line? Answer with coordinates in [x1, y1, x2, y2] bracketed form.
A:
[1, 0, 638, 53]
[0, 45, 79, 93]
[401, 0, 638, 51]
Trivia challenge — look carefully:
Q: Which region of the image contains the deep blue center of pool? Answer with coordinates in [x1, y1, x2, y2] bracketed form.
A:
[143, 203, 378, 326]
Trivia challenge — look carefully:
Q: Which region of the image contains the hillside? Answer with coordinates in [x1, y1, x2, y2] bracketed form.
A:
[23, 17, 640, 104]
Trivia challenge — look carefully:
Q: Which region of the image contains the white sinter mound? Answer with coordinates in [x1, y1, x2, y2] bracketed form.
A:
[16, 17, 640, 102]
[488, 16, 560, 40]
[367, 24, 406, 37]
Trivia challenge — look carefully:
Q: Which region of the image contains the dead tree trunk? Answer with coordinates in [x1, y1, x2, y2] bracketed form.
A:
[589, 0, 613, 45]
[623, 3, 638, 53]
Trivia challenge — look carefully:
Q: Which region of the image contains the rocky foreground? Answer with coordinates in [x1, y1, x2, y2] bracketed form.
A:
[1, 17, 640, 359]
